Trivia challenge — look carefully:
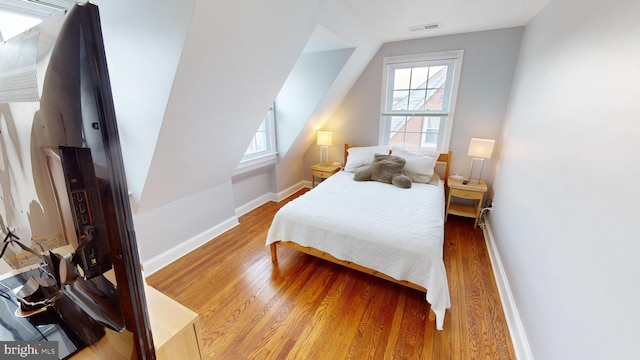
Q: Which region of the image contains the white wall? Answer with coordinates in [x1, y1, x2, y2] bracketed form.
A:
[318, 27, 524, 187]
[272, 0, 382, 193]
[95, 0, 196, 211]
[104, 0, 380, 269]
[489, 0, 640, 359]
[135, 181, 237, 274]
[137, 0, 323, 213]
[275, 48, 355, 159]
[231, 167, 275, 216]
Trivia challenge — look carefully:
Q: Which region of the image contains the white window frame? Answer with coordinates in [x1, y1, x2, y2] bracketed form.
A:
[379, 50, 464, 153]
[236, 105, 277, 173]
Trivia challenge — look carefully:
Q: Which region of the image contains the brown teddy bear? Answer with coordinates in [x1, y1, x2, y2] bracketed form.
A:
[353, 154, 412, 188]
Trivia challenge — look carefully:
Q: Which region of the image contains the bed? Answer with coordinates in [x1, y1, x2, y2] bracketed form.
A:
[266, 144, 452, 330]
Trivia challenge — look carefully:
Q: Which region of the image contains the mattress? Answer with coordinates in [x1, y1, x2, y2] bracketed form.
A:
[266, 170, 451, 329]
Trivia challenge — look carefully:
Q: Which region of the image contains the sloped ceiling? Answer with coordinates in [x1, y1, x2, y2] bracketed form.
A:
[93, 0, 196, 213]
[275, 48, 355, 160]
[114, 0, 550, 213]
[136, 0, 324, 211]
[135, 0, 385, 212]
[1, 1, 551, 214]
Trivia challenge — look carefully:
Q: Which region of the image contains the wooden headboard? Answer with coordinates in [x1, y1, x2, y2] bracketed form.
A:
[344, 144, 452, 183]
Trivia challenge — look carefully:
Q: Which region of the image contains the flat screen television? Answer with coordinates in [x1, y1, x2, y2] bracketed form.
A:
[0, 3, 154, 358]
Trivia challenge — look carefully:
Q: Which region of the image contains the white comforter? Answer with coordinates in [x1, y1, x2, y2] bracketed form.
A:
[265, 171, 451, 330]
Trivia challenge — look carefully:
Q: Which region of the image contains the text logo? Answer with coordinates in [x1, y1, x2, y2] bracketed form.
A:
[0, 342, 57, 360]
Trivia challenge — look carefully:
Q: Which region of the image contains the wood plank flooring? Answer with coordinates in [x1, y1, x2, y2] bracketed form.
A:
[146, 189, 515, 359]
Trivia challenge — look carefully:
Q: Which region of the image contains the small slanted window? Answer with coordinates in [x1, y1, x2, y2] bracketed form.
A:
[236, 105, 277, 173]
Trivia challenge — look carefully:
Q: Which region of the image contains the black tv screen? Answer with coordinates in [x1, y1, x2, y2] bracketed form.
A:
[0, 3, 154, 358]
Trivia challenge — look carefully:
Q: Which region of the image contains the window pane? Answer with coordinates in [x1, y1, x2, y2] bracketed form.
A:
[0, 10, 42, 41]
[241, 103, 276, 163]
[244, 136, 258, 156]
[386, 115, 443, 151]
[387, 64, 450, 113]
[425, 87, 444, 111]
[392, 90, 409, 110]
[406, 116, 424, 131]
[422, 133, 438, 148]
[389, 133, 406, 148]
[424, 66, 448, 111]
[410, 67, 430, 89]
[430, 65, 447, 79]
[421, 116, 442, 151]
[407, 89, 426, 111]
[244, 120, 267, 157]
[426, 117, 441, 130]
[389, 116, 406, 146]
[389, 116, 406, 133]
[254, 132, 266, 152]
[393, 68, 411, 90]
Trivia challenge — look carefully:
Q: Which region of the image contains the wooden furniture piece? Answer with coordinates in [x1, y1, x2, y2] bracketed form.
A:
[446, 177, 488, 228]
[269, 144, 452, 329]
[285, 145, 453, 287]
[144, 285, 204, 359]
[311, 163, 340, 187]
[72, 283, 204, 359]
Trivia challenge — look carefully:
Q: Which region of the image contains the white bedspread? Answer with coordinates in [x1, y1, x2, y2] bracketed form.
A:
[266, 171, 451, 330]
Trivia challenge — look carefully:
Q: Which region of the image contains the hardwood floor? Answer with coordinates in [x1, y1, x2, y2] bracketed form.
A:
[146, 189, 515, 359]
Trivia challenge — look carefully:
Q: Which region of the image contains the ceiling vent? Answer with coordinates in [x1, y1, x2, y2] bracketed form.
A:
[408, 23, 441, 32]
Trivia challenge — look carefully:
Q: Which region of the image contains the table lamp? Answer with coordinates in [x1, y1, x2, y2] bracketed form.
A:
[464, 138, 495, 185]
[317, 131, 332, 164]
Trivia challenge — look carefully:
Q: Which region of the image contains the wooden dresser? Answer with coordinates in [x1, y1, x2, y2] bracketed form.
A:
[72, 284, 204, 359]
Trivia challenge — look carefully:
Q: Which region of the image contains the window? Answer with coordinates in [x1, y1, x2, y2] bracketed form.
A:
[0, 0, 71, 41]
[0, 10, 41, 40]
[380, 50, 463, 152]
[238, 105, 276, 168]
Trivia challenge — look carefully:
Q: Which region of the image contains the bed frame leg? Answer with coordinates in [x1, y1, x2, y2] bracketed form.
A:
[270, 243, 278, 263]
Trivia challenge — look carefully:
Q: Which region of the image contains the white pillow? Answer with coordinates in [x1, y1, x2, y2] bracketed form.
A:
[405, 171, 441, 185]
[404, 171, 432, 184]
[344, 146, 389, 172]
[391, 147, 438, 181]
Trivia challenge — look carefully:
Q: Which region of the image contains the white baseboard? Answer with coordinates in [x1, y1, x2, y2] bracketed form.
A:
[143, 182, 307, 276]
[275, 181, 308, 202]
[235, 193, 276, 217]
[482, 215, 534, 360]
[235, 181, 307, 218]
[142, 216, 239, 276]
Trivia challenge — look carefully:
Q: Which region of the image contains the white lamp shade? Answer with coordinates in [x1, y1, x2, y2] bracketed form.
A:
[467, 138, 495, 158]
[317, 131, 333, 146]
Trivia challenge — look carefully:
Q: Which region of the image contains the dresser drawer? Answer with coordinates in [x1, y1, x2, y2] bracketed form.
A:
[314, 170, 333, 179]
[450, 187, 484, 200]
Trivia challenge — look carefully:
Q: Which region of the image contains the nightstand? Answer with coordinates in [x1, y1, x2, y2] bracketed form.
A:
[311, 163, 340, 187]
[446, 177, 488, 228]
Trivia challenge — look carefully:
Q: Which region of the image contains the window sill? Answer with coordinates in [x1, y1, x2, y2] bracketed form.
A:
[234, 153, 277, 176]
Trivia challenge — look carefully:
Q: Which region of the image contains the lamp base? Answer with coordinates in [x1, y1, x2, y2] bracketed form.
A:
[466, 158, 485, 185]
[319, 145, 329, 165]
